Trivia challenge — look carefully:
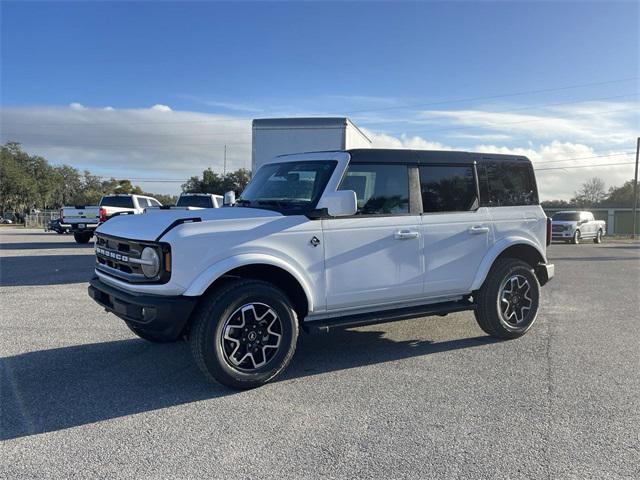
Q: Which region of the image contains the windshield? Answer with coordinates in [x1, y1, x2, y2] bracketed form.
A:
[100, 196, 134, 208]
[176, 195, 212, 208]
[238, 160, 337, 214]
[553, 212, 580, 221]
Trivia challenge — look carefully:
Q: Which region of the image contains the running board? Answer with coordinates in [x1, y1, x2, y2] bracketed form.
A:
[303, 299, 476, 334]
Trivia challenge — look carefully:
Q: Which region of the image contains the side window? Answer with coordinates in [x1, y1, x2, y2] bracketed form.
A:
[419, 165, 478, 213]
[482, 161, 538, 206]
[339, 163, 409, 215]
[149, 199, 161, 207]
[137, 198, 149, 208]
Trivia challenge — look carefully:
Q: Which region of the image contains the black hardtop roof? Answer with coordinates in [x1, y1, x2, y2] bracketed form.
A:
[346, 148, 531, 164]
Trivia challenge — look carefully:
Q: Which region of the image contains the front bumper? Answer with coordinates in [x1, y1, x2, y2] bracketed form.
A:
[88, 276, 197, 339]
[551, 232, 572, 239]
[535, 262, 555, 286]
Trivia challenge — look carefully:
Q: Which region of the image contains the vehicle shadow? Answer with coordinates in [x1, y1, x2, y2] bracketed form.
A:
[549, 256, 633, 262]
[1, 241, 93, 251]
[1, 329, 498, 440]
[0, 254, 95, 287]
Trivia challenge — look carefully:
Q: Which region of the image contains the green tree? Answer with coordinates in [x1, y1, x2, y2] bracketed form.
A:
[182, 167, 251, 195]
[571, 177, 607, 207]
[603, 179, 638, 207]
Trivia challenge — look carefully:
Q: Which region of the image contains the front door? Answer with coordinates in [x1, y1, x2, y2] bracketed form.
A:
[323, 163, 423, 310]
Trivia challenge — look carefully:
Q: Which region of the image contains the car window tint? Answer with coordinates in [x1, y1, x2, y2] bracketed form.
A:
[100, 196, 135, 208]
[482, 161, 538, 206]
[419, 165, 477, 213]
[177, 196, 212, 208]
[339, 163, 409, 215]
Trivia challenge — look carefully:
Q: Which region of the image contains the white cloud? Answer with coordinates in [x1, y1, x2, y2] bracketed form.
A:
[1, 105, 252, 195]
[418, 101, 638, 146]
[1, 101, 637, 200]
[69, 102, 86, 111]
[150, 104, 172, 112]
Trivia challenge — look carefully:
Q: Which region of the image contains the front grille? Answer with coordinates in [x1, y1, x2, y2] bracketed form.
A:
[95, 234, 168, 283]
[552, 225, 565, 232]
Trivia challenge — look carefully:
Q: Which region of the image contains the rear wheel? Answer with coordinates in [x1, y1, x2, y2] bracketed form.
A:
[189, 279, 298, 389]
[73, 232, 92, 244]
[593, 229, 603, 244]
[474, 258, 540, 339]
[571, 230, 580, 245]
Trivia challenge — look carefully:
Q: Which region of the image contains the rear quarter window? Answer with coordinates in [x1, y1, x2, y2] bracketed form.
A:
[479, 161, 538, 207]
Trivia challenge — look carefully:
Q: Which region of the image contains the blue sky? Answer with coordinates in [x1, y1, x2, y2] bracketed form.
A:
[1, 1, 639, 199]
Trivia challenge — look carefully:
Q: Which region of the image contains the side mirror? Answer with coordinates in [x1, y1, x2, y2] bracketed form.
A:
[317, 190, 357, 217]
[223, 191, 236, 206]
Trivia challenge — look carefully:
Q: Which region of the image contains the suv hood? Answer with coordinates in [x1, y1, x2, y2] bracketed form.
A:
[96, 207, 282, 241]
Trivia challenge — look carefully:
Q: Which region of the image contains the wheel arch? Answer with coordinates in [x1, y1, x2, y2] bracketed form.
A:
[471, 238, 548, 291]
[183, 254, 314, 319]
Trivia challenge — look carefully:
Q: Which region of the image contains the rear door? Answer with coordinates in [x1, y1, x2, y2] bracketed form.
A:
[420, 164, 491, 297]
[323, 162, 423, 310]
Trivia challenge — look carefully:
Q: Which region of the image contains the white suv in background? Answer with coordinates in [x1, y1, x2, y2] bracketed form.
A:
[88, 149, 554, 389]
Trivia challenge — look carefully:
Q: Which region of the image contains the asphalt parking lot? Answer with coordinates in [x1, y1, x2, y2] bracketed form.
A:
[1, 228, 639, 479]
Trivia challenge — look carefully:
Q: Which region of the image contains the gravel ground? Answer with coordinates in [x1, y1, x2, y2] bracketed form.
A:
[1, 228, 639, 479]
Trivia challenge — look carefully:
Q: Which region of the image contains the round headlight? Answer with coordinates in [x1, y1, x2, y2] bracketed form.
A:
[141, 247, 160, 278]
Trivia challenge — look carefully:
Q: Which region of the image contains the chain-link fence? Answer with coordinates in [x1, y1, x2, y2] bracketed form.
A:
[25, 211, 60, 229]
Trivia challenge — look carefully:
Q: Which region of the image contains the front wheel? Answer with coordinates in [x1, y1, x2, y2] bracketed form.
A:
[474, 258, 540, 339]
[571, 230, 580, 245]
[189, 279, 298, 389]
[73, 232, 92, 244]
[593, 229, 603, 244]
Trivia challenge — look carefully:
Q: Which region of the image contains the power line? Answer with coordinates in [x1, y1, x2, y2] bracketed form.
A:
[344, 77, 639, 115]
[4, 77, 637, 127]
[535, 162, 636, 171]
[357, 92, 638, 125]
[5, 91, 636, 137]
[4, 106, 635, 148]
[0, 141, 252, 149]
[533, 152, 635, 165]
[374, 106, 638, 137]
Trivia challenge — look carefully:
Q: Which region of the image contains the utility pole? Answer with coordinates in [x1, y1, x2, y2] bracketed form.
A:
[223, 144, 227, 177]
[632, 137, 639, 239]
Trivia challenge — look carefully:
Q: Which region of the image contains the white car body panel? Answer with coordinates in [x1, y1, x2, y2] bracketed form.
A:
[421, 208, 492, 296]
[93, 150, 551, 319]
[61, 206, 100, 226]
[322, 214, 423, 310]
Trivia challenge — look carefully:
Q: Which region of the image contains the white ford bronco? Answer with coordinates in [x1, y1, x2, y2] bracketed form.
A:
[88, 149, 554, 389]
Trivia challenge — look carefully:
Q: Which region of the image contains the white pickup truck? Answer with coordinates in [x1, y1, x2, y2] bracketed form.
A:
[551, 210, 606, 244]
[176, 193, 223, 208]
[88, 149, 554, 389]
[62, 194, 162, 244]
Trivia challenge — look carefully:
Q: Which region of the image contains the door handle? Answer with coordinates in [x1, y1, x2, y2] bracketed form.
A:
[394, 230, 419, 240]
[468, 225, 489, 234]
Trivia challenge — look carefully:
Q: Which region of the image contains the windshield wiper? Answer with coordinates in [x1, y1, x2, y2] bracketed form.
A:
[235, 199, 252, 207]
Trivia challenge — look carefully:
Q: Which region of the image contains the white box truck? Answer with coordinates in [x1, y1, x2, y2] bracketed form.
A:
[251, 117, 371, 172]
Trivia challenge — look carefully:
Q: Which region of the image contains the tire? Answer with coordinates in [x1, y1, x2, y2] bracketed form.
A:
[73, 232, 92, 244]
[189, 279, 298, 389]
[474, 258, 541, 340]
[593, 229, 603, 244]
[571, 230, 580, 245]
[125, 322, 181, 343]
